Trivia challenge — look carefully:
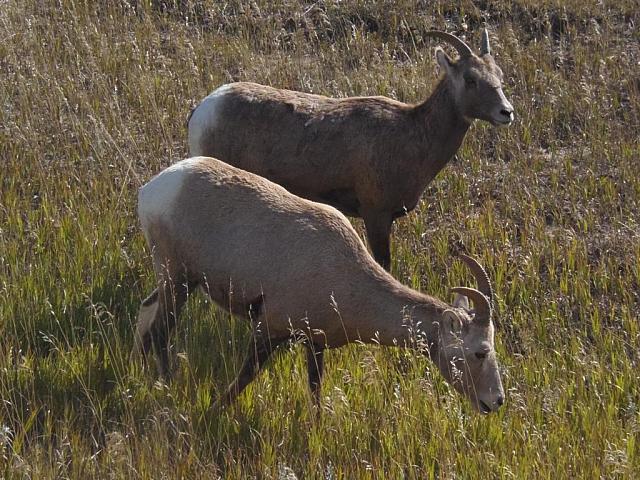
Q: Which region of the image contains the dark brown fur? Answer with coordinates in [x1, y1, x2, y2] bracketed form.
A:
[188, 34, 514, 270]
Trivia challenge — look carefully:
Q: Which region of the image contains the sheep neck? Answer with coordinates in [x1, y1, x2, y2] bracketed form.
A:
[350, 272, 448, 353]
[413, 78, 471, 179]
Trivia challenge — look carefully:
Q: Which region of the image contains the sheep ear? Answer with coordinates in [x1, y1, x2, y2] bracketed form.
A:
[435, 47, 454, 75]
[452, 293, 470, 310]
[444, 311, 462, 335]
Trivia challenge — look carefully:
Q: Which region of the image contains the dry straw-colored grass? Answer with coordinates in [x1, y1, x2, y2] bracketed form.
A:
[1, 0, 638, 478]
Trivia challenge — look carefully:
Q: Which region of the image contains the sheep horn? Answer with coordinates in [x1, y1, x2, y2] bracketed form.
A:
[480, 28, 491, 55]
[425, 31, 474, 58]
[450, 287, 492, 326]
[457, 254, 493, 306]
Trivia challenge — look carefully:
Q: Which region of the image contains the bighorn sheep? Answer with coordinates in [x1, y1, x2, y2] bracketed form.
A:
[187, 30, 514, 270]
[134, 156, 504, 413]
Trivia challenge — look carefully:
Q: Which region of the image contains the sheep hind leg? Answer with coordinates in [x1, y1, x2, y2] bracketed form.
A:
[306, 344, 325, 407]
[131, 288, 159, 365]
[132, 280, 192, 380]
[214, 336, 288, 408]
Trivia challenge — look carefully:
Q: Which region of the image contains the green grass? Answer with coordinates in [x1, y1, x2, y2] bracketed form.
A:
[1, 0, 639, 477]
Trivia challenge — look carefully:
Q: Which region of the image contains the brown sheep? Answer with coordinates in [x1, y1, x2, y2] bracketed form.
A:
[187, 30, 514, 270]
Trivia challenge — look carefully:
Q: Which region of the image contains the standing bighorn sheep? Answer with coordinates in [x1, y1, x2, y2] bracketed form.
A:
[134, 156, 504, 413]
[187, 30, 514, 270]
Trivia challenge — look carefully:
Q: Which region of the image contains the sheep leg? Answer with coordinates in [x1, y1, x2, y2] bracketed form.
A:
[363, 212, 393, 270]
[132, 280, 190, 379]
[131, 288, 159, 363]
[305, 345, 324, 406]
[215, 336, 287, 408]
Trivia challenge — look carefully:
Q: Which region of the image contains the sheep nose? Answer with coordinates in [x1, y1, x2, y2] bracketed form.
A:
[495, 395, 505, 407]
[500, 109, 513, 119]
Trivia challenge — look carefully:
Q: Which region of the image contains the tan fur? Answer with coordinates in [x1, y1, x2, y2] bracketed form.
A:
[134, 156, 504, 413]
[188, 32, 514, 269]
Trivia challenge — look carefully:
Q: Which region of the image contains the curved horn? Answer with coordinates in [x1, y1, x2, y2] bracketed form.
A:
[457, 254, 493, 305]
[450, 287, 491, 326]
[480, 28, 491, 55]
[425, 30, 474, 58]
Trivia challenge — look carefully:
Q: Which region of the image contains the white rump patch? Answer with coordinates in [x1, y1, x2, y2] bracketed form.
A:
[138, 158, 203, 230]
[187, 84, 234, 156]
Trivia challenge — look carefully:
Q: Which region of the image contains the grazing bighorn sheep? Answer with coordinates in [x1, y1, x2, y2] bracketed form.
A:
[187, 30, 514, 270]
[134, 156, 504, 413]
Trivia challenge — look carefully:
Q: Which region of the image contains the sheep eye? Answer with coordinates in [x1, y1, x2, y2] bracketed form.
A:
[464, 76, 476, 86]
[475, 352, 487, 360]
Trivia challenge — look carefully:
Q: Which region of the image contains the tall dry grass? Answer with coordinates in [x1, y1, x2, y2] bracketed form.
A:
[1, 0, 638, 477]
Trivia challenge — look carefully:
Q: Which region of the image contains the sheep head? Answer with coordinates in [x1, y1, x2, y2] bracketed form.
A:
[432, 254, 504, 414]
[426, 29, 515, 127]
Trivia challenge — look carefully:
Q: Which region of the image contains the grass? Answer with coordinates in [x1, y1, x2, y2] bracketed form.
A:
[1, 0, 639, 477]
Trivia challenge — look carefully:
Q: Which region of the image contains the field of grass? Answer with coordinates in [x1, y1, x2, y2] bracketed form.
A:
[1, 0, 639, 477]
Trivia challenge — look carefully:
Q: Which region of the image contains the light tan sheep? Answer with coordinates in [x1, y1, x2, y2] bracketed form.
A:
[133, 156, 504, 413]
